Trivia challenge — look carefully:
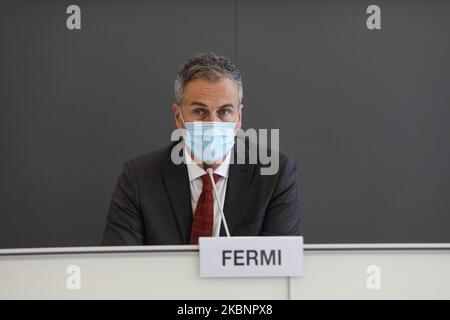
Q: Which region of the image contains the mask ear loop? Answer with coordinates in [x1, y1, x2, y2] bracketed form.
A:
[179, 111, 186, 128]
[233, 110, 241, 136]
[180, 111, 195, 165]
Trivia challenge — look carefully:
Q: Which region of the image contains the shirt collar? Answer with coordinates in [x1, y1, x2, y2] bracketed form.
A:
[184, 146, 231, 182]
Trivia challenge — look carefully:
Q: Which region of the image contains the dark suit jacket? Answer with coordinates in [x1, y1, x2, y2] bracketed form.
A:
[101, 138, 300, 245]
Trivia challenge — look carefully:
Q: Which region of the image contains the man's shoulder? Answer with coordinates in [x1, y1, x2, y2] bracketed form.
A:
[123, 141, 180, 174]
[242, 137, 297, 175]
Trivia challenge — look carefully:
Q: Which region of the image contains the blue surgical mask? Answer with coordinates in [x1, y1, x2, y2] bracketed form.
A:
[180, 114, 237, 163]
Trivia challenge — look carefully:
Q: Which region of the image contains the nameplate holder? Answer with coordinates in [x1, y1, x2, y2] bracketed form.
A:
[199, 236, 303, 278]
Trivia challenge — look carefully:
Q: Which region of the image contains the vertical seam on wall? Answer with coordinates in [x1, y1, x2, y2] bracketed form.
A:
[235, 0, 238, 66]
[287, 277, 291, 300]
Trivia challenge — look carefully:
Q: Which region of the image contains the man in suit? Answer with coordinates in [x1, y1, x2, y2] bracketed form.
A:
[101, 52, 300, 245]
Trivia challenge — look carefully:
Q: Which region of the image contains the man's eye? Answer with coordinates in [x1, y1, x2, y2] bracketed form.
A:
[218, 109, 231, 116]
[193, 109, 205, 116]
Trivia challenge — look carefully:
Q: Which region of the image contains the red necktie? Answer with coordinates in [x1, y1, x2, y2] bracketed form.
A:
[189, 173, 220, 245]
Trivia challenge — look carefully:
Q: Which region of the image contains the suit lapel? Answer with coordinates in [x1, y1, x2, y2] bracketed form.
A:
[162, 150, 192, 244]
[221, 143, 255, 236]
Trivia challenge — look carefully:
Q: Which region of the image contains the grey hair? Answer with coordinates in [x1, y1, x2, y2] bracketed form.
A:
[174, 52, 243, 105]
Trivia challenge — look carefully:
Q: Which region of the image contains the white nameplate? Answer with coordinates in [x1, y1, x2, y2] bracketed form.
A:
[199, 236, 303, 278]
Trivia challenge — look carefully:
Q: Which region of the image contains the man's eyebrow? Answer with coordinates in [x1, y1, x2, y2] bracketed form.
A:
[187, 102, 236, 109]
[218, 104, 235, 109]
[188, 102, 208, 108]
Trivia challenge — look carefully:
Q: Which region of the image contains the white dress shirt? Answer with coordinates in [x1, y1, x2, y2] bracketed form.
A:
[184, 147, 230, 237]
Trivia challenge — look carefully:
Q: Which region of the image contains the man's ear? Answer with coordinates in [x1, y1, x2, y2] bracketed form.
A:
[236, 103, 244, 131]
[172, 103, 183, 129]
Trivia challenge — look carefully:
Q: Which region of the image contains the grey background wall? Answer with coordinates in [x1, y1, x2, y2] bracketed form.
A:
[1, 0, 449, 248]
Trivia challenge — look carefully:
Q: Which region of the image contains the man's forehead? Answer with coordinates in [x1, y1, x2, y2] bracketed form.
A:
[183, 77, 239, 105]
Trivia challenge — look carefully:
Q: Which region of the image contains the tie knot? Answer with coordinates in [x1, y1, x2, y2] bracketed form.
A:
[201, 173, 220, 192]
